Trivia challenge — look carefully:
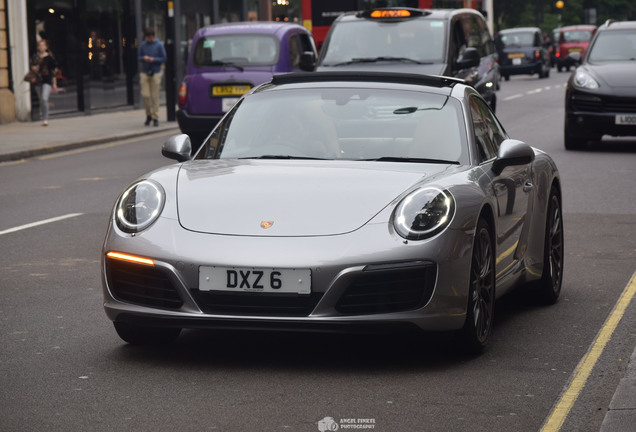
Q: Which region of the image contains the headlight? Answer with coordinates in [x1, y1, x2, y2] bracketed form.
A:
[393, 188, 455, 240]
[115, 180, 165, 233]
[573, 70, 599, 89]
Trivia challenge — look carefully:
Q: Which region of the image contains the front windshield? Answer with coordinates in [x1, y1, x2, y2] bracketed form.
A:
[588, 30, 636, 62]
[193, 34, 279, 67]
[197, 86, 468, 164]
[499, 32, 534, 48]
[561, 30, 593, 42]
[320, 19, 447, 65]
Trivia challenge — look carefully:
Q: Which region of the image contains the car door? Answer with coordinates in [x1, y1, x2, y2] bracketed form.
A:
[450, 14, 482, 85]
[451, 14, 497, 109]
[469, 95, 533, 277]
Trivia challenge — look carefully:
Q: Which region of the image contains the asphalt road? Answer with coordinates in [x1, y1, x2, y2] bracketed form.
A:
[1, 71, 635, 432]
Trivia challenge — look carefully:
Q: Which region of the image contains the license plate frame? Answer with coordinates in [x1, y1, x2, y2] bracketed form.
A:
[199, 266, 311, 295]
[616, 114, 636, 125]
[211, 84, 252, 97]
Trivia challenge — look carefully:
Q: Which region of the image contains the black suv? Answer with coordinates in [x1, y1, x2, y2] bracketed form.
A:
[316, 8, 499, 112]
[564, 20, 636, 150]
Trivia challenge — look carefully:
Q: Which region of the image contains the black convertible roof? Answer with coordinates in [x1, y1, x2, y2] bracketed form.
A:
[271, 71, 465, 89]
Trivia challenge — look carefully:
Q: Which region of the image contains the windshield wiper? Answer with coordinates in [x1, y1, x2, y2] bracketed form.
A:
[332, 57, 430, 66]
[209, 60, 244, 71]
[362, 156, 460, 164]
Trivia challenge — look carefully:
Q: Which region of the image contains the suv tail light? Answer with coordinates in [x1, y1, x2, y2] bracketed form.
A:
[534, 50, 541, 60]
[178, 82, 187, 106]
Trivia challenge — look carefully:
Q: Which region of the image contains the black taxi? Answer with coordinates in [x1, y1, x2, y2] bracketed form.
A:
[316, 8, 500, 111]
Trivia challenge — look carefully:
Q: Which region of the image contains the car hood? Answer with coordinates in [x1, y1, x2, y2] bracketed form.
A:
[585, 63, 636, 92]
[175, 160, 454, 236]
[316, 62, 447, 76]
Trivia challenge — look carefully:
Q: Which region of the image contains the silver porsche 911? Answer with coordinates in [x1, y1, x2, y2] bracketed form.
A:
[102, 72, 563, 353]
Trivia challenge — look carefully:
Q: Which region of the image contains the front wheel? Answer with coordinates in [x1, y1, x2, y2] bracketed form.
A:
[458, 217, 495, 354]
[114, 322, 181, 345]
[535, 187, 564, 304]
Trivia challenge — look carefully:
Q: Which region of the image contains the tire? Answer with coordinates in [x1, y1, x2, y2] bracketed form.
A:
[458, 217, 495, 354]
[535, 187, 564, 305]
[114, 322, 181, 345]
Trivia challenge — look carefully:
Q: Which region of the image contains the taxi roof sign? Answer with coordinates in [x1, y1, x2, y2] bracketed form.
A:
[359, 8, 426, 20]
[371, 9, 412, 18]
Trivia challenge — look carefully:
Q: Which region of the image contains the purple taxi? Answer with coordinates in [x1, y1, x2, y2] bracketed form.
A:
[177, 22, 317, 150]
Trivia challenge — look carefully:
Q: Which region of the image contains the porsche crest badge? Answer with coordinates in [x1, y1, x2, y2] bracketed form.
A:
[260, 221, 274, 229]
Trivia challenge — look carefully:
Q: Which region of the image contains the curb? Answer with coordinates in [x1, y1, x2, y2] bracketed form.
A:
[0, 127, 179, 163]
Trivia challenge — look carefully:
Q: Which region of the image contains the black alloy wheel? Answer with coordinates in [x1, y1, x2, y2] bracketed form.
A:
[459, 217, 495, 354]
[536, 186, 564, 304]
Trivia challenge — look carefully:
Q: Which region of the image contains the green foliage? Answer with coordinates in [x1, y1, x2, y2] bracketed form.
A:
[494, 0, 635, 33]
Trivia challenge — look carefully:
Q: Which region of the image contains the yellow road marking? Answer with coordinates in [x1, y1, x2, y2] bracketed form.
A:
[540, 270, 636, 431]
[496, 241, 518, 265]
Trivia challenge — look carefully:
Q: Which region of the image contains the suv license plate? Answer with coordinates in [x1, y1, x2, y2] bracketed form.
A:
[616, 114, 636, 125]
[199, 266, 311, 294]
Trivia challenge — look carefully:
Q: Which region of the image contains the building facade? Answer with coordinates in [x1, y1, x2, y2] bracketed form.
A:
[3, 0, 275, 124]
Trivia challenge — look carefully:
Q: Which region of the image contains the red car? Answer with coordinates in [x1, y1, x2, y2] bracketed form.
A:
[556, 25, 597, 72]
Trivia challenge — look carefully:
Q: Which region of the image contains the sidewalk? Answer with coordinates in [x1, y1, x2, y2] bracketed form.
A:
[0, 107, 635, 432]
[0, 107, 179, 162]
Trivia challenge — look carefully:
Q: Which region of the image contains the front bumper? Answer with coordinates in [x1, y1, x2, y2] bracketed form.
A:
[565, 90, 636, 139]
[500, 62, 542, 76]
[102, 216, 475, 334]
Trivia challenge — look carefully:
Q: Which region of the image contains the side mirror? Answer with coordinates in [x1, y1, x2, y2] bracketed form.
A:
[162, 134, 192, 162]
[492, 139, 535, 175]
[299, 51, 316, 72]
[456, 47, 480, 70]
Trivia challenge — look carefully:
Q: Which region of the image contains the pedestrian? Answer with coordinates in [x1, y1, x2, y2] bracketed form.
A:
[31, 39, 58, 126]
[138, 27, 166, 127]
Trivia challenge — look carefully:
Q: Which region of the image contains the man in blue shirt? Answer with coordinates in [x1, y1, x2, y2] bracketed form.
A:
[138, 27, 166, 126]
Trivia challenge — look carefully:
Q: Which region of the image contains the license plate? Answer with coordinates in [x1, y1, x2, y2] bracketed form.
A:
[221, 97, 239, 113]
[199, 266, 311, 294]
[616, 114, 636, 125]
[211, 85, 251, 96]
[512, 58, 522, 65]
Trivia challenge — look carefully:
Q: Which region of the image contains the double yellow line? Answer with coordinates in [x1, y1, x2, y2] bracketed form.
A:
[541, 271, 636, 431]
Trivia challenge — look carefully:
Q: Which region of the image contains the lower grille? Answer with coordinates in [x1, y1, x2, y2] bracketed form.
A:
[106, 259, 183, 309]
[192, 291, 324, 317]
[335, 263, 437, 315]
[571, 93, 636, 113]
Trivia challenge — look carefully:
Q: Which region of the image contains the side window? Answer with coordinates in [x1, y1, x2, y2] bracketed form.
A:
[477, 17, 494, 56]
[289, 34, 301, 68]
[463, 15, 483, 55]
[470, 96, 507, 162]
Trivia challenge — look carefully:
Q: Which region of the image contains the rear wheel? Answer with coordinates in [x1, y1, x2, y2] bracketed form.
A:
[114, 322, 181, 345]
[459, 217, 495, 354]
[535, 187, 564, 304]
